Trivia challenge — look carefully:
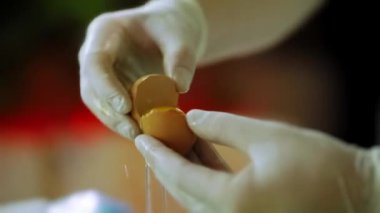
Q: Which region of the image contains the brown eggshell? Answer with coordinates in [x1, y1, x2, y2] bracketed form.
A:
[131, 74, 178, 123]
[140, 107, 196, 155]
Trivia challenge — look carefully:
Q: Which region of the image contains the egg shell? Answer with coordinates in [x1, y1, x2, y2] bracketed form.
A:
[131, 74, 178, 123]
[140, 107, 196, 155]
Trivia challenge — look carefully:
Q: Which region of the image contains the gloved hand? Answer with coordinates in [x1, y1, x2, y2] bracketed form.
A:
[135, 110, 380, 213]
[79, 0, 207, 139]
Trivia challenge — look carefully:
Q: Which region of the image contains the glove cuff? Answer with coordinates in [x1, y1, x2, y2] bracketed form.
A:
[368, 147, 380, 213]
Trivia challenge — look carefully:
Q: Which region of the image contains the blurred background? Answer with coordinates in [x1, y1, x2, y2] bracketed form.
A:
[0, 0, 378, 212]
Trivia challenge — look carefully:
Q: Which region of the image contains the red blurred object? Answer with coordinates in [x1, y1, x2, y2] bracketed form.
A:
[0, 43, 105, 143]
[0, 42, 263, 144]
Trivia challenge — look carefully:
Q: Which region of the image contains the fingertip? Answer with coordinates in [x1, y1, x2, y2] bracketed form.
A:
[186, 110, 251, 151]
[135, 134, 175, 169]
[186, 109, 208, 128]
[135, 134, 166, 151]
[135, 134, 154, 143]
[163, 46, 196, 93]
[187, 109, 205, 116]
[172, 67, 195, 93]
[135, 134, 150, 154]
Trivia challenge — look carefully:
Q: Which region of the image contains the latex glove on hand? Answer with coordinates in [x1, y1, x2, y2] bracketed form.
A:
[136, 110, 380, 213]
[79, 0, 207, 139]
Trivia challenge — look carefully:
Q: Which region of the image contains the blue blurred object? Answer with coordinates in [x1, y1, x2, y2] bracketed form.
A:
[49, 190, 131, 213]
[0, 190, 132, 213]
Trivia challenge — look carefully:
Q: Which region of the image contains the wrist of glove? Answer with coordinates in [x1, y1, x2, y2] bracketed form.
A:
[368, 147, 380, 212]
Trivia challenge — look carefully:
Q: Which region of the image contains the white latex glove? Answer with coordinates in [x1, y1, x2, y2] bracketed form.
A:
[135, 110, 380, 213]
[79, 0, 207, 139]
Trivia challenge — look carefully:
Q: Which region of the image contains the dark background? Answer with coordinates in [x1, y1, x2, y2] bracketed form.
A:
[319, 0, 378, 146]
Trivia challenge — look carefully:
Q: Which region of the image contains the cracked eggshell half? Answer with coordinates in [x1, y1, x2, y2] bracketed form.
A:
[131, 74, 179, 123]
[140, 107, 196, 155]
[131, 74, 195, 154]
